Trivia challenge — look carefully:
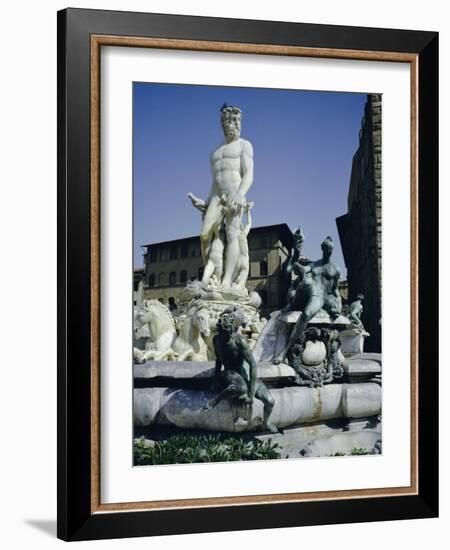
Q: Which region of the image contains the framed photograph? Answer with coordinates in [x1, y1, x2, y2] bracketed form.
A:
[57, 8, 438, 541]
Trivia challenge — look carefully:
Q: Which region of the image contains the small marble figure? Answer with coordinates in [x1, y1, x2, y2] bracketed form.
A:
[231, 201, 253, 289]
[349, 293, 365, 331]
[203, 307, 277, 432]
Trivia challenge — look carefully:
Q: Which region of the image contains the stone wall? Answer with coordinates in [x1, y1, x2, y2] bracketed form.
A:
[336, 94, 382, 352]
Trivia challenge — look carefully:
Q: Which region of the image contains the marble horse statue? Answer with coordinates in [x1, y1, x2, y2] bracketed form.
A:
[133, 300, 177, 362]
[133, 300, 211, 363]
[172, 304, 211, 361]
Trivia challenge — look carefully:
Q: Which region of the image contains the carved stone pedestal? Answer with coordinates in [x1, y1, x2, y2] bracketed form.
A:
[339, 327, 370, 356]
[253, 308, 353, 386]
[176, 281, 267, 355]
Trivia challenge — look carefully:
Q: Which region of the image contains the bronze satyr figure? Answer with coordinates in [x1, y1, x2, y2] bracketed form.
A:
[203, 307, 277, 433]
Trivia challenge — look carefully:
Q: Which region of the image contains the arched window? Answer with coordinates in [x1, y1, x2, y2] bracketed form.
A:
[169, 271, 176, 285]
[158, 273, 166, 285]
[260, 259, 268, 276]
[180, 270, 187, 284]
[148, 273, 155, 287]
[198, 267, 204, 280]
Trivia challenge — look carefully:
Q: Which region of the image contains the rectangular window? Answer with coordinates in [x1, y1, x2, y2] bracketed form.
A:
[149, 248, 157, 262]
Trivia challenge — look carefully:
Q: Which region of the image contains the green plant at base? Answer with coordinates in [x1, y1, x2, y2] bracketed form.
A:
[330, 447, 373, 457]
[350, 447, 372, 455]
[134, 434, 281, 465]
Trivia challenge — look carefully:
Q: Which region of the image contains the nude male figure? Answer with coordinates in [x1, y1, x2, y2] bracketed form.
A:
[188, 104, 254, 289]
[202, 307, 277, 433]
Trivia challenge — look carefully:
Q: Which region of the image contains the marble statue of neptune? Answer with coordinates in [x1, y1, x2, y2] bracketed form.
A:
[188, 104, 254, 290]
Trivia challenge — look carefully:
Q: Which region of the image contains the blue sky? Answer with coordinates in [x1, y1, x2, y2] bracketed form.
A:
[133, 82, 367, 276]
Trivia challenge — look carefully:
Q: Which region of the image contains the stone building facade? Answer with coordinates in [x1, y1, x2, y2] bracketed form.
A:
[140, 224, 293, 319]
[336, 94, 382, 352]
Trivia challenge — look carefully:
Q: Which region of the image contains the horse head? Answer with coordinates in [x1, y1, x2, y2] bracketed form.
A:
[135, 300, 154, 329]
[192, 307, 211, 338]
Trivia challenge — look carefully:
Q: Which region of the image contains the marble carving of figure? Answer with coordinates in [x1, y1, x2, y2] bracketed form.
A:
[203, 307, 277, 433]
[275, 234, 342, 364]
[231, 201, 253, 289]
[188, 104, 254, 290]
[349, 293, 365, 331]
[203, 224, 225, 288]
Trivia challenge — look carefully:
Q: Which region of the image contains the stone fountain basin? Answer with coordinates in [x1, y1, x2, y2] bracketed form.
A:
[134, 360, 296, 383]
[133, 354, 381, 385]
[134, 382, 381, 433]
